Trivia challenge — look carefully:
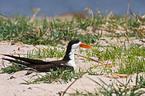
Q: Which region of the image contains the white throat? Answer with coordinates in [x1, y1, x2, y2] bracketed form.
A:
[66, 41, 81, 69]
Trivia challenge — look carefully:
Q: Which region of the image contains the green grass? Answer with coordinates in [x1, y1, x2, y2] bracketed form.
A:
[0, 13, 144, 45]
[70, 74, 145, 96]
[27, 45, 65, 59]
[0, 15, 101, 45]
[1, 62, 26, 74]
[0, 11, 145, 95]
[86, 74, 145, 96]
[21, 69, 84, 84]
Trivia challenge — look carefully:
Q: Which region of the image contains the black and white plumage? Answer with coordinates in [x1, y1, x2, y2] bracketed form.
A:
[2, 39, 93, 72]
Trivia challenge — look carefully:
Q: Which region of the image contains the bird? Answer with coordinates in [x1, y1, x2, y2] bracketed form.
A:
[2, 39, 93, 72]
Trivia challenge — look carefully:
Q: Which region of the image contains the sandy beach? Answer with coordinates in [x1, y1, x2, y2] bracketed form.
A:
[0, 41, 145, 96]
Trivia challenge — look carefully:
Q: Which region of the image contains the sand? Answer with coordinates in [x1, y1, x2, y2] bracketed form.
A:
[0, 42, 145, 96]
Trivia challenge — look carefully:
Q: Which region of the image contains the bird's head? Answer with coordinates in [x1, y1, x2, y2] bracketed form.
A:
[68, 39, 93, 49]
[63, 39, 93, 61]
[66, 39, 93, 54]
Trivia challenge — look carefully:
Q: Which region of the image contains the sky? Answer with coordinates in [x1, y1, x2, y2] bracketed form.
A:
[0, 0, 145, 17]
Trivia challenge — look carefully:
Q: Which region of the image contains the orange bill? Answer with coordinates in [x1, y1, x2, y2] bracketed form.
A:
[80, 43, 93, 49]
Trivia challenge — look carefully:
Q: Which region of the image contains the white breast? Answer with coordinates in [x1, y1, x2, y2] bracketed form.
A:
[66, 60, 76, 69]
[65, 41, 81, 69]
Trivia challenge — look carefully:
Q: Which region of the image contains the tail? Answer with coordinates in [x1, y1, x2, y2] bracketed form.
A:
[2, 54, 46, 66]
[2, 58, 30, 66]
